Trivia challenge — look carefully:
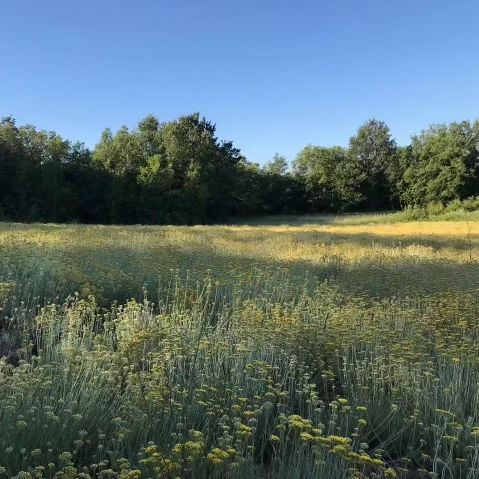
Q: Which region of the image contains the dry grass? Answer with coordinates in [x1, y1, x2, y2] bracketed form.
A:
[1, 219, 478, 301]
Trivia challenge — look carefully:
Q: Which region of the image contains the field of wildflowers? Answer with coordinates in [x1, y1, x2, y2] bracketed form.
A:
[1, 216, 479, 478]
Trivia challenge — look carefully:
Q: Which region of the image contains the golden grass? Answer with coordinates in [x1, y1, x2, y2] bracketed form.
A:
[1, 219, 478, 301]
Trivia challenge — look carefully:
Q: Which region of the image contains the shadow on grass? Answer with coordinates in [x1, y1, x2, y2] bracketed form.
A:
[2, 222, 479, 309]
[2, 242, 479, 311]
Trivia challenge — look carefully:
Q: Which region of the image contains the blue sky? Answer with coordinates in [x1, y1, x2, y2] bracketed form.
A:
[2, 0, 478, 164]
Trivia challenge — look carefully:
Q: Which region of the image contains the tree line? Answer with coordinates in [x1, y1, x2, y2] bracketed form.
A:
[1, 113, 478, 224]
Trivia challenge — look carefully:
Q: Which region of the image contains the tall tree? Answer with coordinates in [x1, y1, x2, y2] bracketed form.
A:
[348, 119, 398, 210]
[0, 117, 30, 219]
[293, 145, 361, 211]
[258, 154, 305, 214]
[402, 121, 479, 205]
[146, 113, 242, 222]
[263, 153, 288, 175]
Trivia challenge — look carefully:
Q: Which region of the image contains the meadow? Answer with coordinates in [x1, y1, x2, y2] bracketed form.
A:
[1, 216, 479, 478]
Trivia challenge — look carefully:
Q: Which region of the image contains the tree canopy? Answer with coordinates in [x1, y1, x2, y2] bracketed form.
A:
[1, 113, 478, 224]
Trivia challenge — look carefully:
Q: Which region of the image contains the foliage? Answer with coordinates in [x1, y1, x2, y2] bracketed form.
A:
[401, 121, 479, 206]
[293, 145, 360, 211]
[2, 114, 479, 223]
[347, 119, 399, 210]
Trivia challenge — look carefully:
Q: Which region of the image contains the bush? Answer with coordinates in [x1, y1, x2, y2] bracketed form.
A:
[400, 205, 428, 221]
[425, 201, 444, 216]
[461, 196, 479, 212]
[443, 199, 463, 213]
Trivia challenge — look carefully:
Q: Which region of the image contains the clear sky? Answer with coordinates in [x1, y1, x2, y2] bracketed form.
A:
[2, 0, 478, 164]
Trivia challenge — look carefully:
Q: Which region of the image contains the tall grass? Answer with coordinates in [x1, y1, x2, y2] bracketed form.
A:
[1, 220, 479, 478]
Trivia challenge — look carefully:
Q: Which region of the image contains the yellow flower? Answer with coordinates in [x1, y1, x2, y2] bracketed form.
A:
[435, 409, 454, 417]
[442, 435, 458, 442]
[384, 468, 397, 478]
[327, 436, 350, 445]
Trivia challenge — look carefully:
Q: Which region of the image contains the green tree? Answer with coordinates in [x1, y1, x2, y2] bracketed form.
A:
[293, 145, 360, 211]
[257, 154, 305, 214]
[93, 113, 243, 224]
[93, 118, 161, 223]
[263, 153, 288, 175]
[146, 113, 242, 223]
[0, 117, 30, 219]
[401, 121, 479, 205]
[348, 119, 398, 210]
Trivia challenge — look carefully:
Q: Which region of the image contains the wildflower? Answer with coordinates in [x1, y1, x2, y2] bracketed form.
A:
[435, 409, 454, 417]
[145, 445, 157, 455]
[442, 435, 458, 442]
[384, 468, 397, 477]
[300, 433, 315, 441]
[59, 452, 73, 461]
[327, 436, 350, 445]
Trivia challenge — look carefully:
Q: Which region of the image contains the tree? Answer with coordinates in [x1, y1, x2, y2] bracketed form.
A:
[263, 153, 288, 175]
[348, 119, 398, 210]
[148, 113, 242, 223]
[93, 125, 145, 177]
[0, 117, 30, 219]
[93, 113, 244, 224]
[93, 117, 164, 223]
[255, 154, 305, 214]
[3, 112, 477, 224]
[401, 121, 479, 205]
[293, 145, 360, 211]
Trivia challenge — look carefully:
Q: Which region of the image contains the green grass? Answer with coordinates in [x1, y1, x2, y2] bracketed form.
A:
[231, 208, 479, 227]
